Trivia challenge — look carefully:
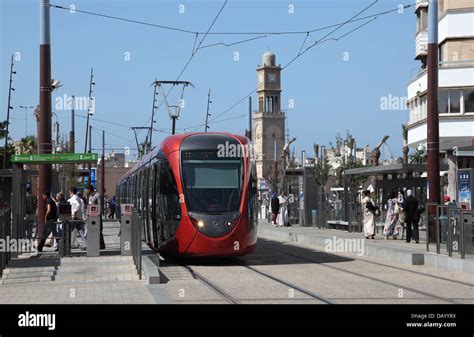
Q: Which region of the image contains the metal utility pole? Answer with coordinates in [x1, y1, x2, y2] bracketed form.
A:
[427, 0, 440, 241]
[152, 80, 194, 136]
[84, 68, 95, 155]
[19, 106, 34, 137]
[88, 125, 92, 184]
[131, 126, 152, 159]
[3, 54, 15, 170]
[204, 89, 211, 132]
[101, 129, 105, 214]
[248, 97, 252, 141]
[54, 117, 60, 147]
[38, 0, 53, 238]
[83, 68, 94, 181]
[148, 83, 158, 151]
[70, 95, 75, 153]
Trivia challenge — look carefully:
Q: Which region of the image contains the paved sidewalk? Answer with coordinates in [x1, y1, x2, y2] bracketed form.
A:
[258, 220, 474, 274]
[0, 220, 157, 304]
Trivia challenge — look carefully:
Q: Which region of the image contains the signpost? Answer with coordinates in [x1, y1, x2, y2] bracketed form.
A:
[457, 168, 472, 210]
[11, 153, 98, 164]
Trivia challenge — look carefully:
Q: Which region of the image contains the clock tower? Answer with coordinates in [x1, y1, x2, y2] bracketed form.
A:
[253, 51, 285, 191]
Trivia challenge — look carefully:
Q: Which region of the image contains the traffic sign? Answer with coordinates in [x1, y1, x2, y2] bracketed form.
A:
[11, 153, 98, 164]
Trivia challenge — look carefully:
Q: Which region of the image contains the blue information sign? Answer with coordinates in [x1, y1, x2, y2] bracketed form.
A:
[457, 168, 472, 210]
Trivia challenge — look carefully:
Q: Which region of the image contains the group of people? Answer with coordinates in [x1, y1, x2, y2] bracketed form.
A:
[270, 192, 290, 227]
[25, 185, 107, 253]
[361, 189, 425, 243]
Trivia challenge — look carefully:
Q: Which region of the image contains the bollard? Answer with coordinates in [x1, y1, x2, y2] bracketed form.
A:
[86, 205, 101, 257]
[120, 204, 133, 256]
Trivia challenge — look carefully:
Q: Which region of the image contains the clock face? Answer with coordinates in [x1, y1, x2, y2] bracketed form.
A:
[258, 74, 263, 84]
[268, 73, 276, 83]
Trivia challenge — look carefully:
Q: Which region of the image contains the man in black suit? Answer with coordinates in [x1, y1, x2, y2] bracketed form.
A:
[402, 189, 419, 243]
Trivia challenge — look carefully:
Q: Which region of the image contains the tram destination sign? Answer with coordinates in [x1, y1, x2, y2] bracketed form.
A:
[11, 153, 99, 164]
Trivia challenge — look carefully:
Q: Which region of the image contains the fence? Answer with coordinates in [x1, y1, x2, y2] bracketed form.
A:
[0, 208, 12, 277]
[427, 204, 473, 259]
[131, 208, 142, 279]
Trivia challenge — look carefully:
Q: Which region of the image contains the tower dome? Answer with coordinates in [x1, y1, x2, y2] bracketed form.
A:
[262, 51, 276, 67]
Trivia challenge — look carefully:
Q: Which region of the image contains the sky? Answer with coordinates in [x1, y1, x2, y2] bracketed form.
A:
[0, 0, 418, 161]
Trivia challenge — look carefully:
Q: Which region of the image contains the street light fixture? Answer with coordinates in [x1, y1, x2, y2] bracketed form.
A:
[19, 105, 35, 137]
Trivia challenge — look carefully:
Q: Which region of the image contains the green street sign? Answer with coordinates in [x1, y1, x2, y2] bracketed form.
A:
[11, 153, 98, 164]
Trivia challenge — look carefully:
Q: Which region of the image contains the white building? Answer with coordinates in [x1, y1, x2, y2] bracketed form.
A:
[406, 0, 474, 198]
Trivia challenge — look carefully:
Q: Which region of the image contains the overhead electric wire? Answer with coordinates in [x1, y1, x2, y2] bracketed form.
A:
[49, 2, 410, 36]
[195, 2, 412, 129]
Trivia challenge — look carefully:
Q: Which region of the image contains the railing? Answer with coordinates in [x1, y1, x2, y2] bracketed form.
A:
[131, 208, 142, 279]
[0, 208, 12, 277]
[428, 204, 473, 259]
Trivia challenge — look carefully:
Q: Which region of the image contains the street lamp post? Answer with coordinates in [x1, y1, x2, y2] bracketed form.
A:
[169, 106, 179, 135]
[19, 105, 34, 137]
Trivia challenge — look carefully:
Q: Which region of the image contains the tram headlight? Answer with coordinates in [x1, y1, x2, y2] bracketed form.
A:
[190, 216, 205, 228]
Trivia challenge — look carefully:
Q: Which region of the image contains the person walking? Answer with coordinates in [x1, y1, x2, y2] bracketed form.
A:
[270, 193, 280, 227]
[68, 187, 86, 248]
[108, 196, 117, 219]
[403, 189, 419, 243]
[37, 191, 60, 252]
[394, 190, 405, 239]
[383, 192, 399, 240]
[361, 190, 378, 239]
[86, 185, 106, 249]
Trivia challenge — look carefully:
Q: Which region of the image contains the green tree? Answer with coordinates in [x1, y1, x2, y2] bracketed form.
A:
[409, 148, 425, 164]
[18, 135, 37, 154]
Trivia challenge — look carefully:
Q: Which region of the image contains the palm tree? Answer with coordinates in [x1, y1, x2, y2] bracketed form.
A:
[18, 135, 37, 154]
[409, 148, 425, 164]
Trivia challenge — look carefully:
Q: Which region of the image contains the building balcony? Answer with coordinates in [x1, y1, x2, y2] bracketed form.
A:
[439, 10, 474, 43]
[407, 114, 474, 150]
[415, 0, 428, 11]
[407, 64, 474, 101]
[415, 30, 428, 60]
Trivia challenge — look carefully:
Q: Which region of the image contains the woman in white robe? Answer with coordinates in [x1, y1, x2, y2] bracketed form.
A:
[361, 190, 376, 239]
[277, 193, 288, 227]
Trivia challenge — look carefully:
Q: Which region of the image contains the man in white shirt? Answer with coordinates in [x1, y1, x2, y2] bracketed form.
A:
[68, 187, 86, 248]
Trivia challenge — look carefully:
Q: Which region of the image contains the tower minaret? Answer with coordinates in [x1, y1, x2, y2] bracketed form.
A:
[252, 51, 285, 191]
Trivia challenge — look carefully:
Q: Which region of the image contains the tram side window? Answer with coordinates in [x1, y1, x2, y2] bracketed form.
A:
[161, 161, 181, 221]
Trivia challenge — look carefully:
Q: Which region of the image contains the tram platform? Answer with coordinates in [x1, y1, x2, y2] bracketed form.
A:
[258, 220, 474, 275]
[0, 220, 168, 304]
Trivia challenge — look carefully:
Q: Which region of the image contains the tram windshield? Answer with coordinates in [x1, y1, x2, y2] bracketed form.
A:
[182, 155, 242, 213]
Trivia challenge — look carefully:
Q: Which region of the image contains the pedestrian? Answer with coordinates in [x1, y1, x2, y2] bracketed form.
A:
[444, 195, 451, 205]
[37, 191, 60, 252]
[25, 184, 37, 241]
[361, 190, 378, 239]
[402, 189, 419, 243]
[68, 187, 86, 248]
[108, 196, 116, 219]
[383, 192, 399, 240]
[277, 192, 288, 227]
[270, 193, 280, 227]
[395, 190, 405, 238]
[86, 185, 106, 249]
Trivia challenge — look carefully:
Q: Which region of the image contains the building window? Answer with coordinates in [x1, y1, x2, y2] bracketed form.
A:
[440, 38, 474, 65]
[438, 89, 461, 114]
[258, 97, 264, 111]
[416, 8, 428, 32]
[464, 88, 474, 113]
[439, 0, 474, 17]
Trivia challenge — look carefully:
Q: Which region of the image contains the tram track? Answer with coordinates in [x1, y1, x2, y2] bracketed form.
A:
[184, 265, 240, 304]
[258, 244, 465, 304]
[181, 259, 333, 304]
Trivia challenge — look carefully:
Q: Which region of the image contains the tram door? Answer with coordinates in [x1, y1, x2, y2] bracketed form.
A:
[156, 160, 181, 243]
[152, 162, 160, 249]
